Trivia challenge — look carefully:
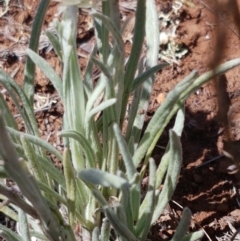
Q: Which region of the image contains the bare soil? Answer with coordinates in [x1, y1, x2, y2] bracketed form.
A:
[1, 0, 240, 240]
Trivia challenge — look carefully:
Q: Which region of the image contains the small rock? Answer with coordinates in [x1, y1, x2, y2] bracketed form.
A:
[159, 32, 169, 45]
[156, 93, 165, 104]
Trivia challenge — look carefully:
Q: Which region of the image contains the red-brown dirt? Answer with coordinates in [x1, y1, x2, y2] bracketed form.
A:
[1, 0, 240, 240]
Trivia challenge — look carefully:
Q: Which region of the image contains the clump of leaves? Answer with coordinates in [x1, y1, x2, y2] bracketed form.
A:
[0, 0, 240, 241]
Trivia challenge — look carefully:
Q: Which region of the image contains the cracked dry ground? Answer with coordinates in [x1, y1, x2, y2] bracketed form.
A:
[1, 0, 240, 240]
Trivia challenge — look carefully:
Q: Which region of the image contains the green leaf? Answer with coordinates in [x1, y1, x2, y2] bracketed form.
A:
[78, 169, 130, 190]
[173, 105, 185, 137]
[46, 30, 63, 60]
[171, 208, 192, 241]
[59, 6, 86, 172]
[125, 75, 143, 143]
[155, 106, 185, 188]
[180, 231, 204, 241]
[84, 45, 98, 96]
[18, 208, 31, 241]
[136, 158, 156, 240]
[151, 130, 182, 224]
[104, 206, 137, 241]
[20, 135, 47, 185]
[92, 227, 100, 241]
[0, 224, 23, 241]
[38, 181, 67, 205]
[26, 49, 63, 99]
[90, 57, 113, 82]
[129, 174, 141, 224]
[100, 218, 111, 241]
[63, 147, 76, 226]
[92, 189, 137, 241]
[131, 63, 168, 91]
[0, 70, 38, 136]
[92, 12, 124, 54]
[0, 93, 18, 131]
[133, 70, 197, 167]
[7, 127, 62, 162]
[23, 0, 50, 105]
[113, 123, 136, 180]
[0, 204, 18, 222]
[37, 155, 66, 189]
[126, 0, 160, 148]
[134, 58, 240, 166]
[86, 98, 116, 121]
[60, 130, 95, 168]
[120, 0, 146, 125]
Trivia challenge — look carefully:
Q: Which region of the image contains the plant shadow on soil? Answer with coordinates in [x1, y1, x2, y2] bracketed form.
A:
[147, 103, 240, 240]
[1, 0, 240, 240]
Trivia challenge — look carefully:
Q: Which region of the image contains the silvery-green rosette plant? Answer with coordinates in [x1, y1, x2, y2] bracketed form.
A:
[0, 0, 239, 240]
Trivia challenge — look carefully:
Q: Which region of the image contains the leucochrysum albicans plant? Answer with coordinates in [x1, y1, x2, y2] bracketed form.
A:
[0, 0, 240, 241]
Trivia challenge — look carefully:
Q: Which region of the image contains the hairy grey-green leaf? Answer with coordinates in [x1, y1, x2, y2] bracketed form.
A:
[78, 169, 130, 190]
[46, 30, 63, 60]
[151, 130, 182, 224]
[171, 208, 192, 241]
[113, 123, 136, 180]
[26, 49, 63, 99]
[180, 231, 204, 241]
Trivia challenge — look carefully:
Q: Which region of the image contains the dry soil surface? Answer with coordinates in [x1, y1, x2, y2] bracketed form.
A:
[1, 0, 240, 240]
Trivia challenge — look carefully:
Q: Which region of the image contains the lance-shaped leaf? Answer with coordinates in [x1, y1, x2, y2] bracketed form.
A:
[86, 98, 116, 121]
[131, 63, 168, 91]
[85, 78, 106, 117]
[113, 123, 136, 180]
[136, 158, 156, 240]
[155, 106, 185, 188]
[0, 184, 37, 219]
[46, 30, 63, 60]
[92, 189, 137, 241]
[84, 45, 98, 96]
[134, 58, 240, 166]
[63, 147, 76, 226]
[7, 127, 62, 162]
[78, 168, 130, 190]
[0, 93, 18, 131]
[151, 129, 182, 224]
[180, 231, 204, 241]
[0, 115, 61, 241]
[0, 200, 18, 222]
[0, 224, 24, 241]
[0, 70, 38, 136]
[171, 208, 192, 241]
[60, 130, 95, 168]
[92, 12, 124, 53]
[23, 0, 50, 105]
[100, 217, 111, 241]
[37, 181, 67, 205]
[20, 136, 46, 186]
[120, 0, 146, 126]
[92, 227, 100, 241]
[26, 49, 63, 99]
[58, 6, 86, 173]
[18, 208, 31, 241]
[133, 71, 198, 167]
[90, 57, 113, 82]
